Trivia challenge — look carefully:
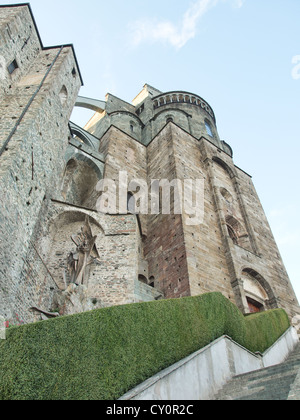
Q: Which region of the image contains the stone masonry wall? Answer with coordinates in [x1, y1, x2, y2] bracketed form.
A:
[0, 5, 41, 96]
[33, 201, 139, 312]
[0, 6, 82, 322]
[1, 5, 299, 325]
[199, 138, 300, 319]
[145, 124, 191, 299]
[168, 124, 234, 300]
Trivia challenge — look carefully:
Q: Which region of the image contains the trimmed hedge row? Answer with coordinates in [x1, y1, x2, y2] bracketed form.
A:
[244, 308, 290, 353]
[0, 292, 290, 400]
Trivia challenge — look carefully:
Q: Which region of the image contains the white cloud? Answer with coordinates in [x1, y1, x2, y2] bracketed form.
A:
[129, 0, 245, 50]
[232, 0, 245, 8]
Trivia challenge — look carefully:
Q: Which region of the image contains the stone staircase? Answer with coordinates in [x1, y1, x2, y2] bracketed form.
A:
[213, 343, 300, 400]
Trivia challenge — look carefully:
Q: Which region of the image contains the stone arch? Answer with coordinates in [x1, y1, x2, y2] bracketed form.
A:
[212, 156, 236, 179]
[49, 210, 104, 236]
[71, 154, 102, 178]
[226, 215, 251, 250]
[138, 274, 148, 285]
[226, 215, 248, 244]
[152, 108, 191, 137]
[75, 96, 106, 113]
[109, 111, 144, 140]
[241, 268, 276, 313]
[227, 223, 239, 245]
[153, 108, 191, 122]
[166, 115, 174, 124]
[61, 156, 102, 209]
[69, 123, 97, 149]
[44, 211, 104, 290]
[109, 111, 144, 128]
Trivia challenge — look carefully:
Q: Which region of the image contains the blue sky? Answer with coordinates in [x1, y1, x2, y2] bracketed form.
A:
[4, 0, 300, 302]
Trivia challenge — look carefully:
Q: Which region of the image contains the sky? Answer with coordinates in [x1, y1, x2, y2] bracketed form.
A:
[3, 0, 300, 302]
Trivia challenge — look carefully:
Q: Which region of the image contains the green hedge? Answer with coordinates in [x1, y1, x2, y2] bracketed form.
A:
[0, 292, 290, 400]
[244, 308, 290, 353]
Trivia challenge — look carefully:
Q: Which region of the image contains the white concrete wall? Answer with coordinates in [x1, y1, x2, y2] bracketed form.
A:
[262, 327, 299, 368]
[119, 327, 298, 401]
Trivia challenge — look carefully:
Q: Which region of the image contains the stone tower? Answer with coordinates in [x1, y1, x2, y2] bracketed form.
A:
[0, 5, 299, 328]
[73, 84, 300, 327]
[0, 4, 82, 322]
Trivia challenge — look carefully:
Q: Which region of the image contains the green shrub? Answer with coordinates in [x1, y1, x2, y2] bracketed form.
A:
[244, 308, 290, 353]
[0, 292, 290, 400]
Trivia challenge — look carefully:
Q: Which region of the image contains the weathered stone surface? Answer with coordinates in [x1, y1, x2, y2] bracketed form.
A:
[52, 284, 104, 317]
[0, 5, 82, 323]
[0, 5, 299, 328]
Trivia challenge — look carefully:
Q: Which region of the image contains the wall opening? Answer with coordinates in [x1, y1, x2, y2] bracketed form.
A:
[149, 276, 155, 288]
[247, 297, 263, 313]
[7, 59, 18, 75]
[138, 275, 148, 285]
[241, 268, 275, 314]
[59, 85, 68, 106]
[205, 120, 214, 137]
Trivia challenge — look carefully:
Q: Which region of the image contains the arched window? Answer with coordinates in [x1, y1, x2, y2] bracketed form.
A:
[59, 85, 68, 106]
[220, 187, 234, 205]
[205, 120, 214, 137]
[127, 192, 136, 214]
[226, 216, 242, 243]
[149, 276, 155, 288]
[225, 215, 250, 250]
[129, 121, 136, 133]
[242, 269, 271, 313]
[138, 275, 148, 285]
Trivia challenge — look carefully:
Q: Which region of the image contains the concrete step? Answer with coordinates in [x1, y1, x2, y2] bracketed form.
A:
[217, 371, 298, 400]
[214, 342, 300, 400]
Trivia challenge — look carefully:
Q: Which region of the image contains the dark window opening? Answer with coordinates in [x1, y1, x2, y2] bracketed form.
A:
[136, 104, 145, 115]
[138, 275, 148, 285]
[149, 276, 155, 288]
[247, 297, 263, 313]
[8, 59, 18, 75]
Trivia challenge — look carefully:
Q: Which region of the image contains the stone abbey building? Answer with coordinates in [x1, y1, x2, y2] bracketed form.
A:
[0, 4, 299, 328]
